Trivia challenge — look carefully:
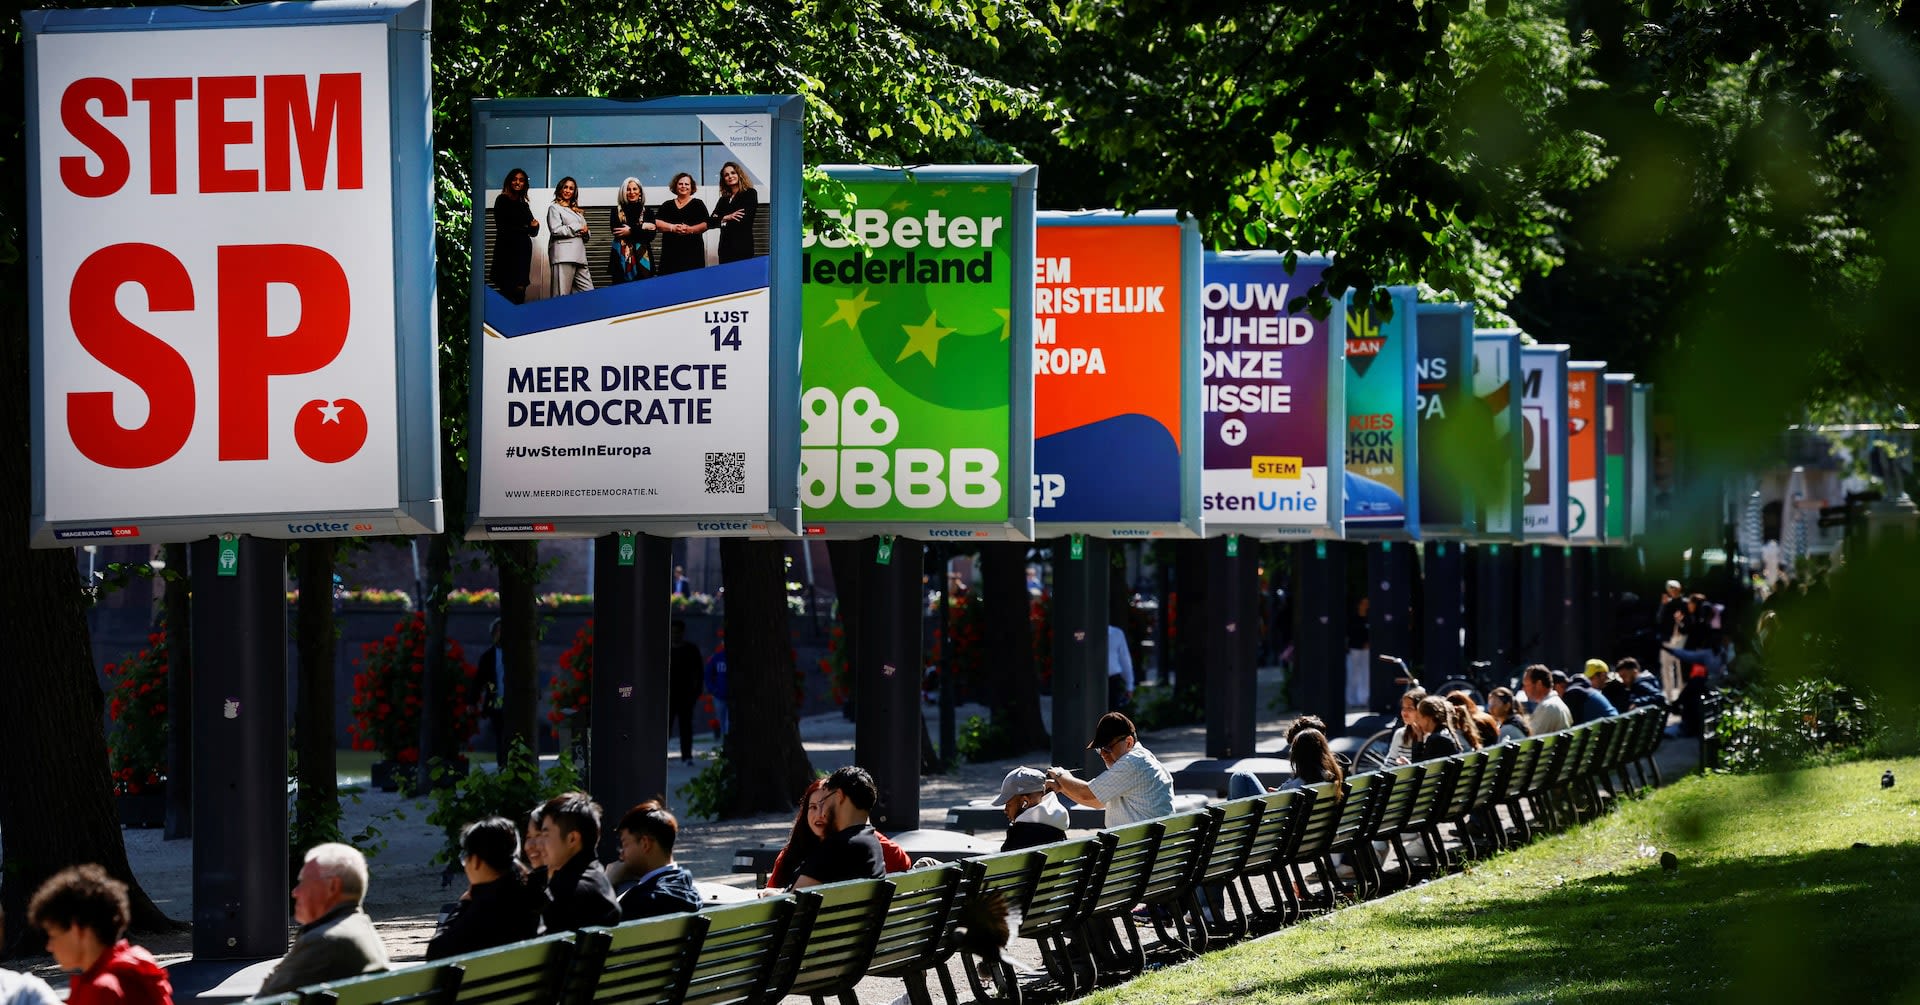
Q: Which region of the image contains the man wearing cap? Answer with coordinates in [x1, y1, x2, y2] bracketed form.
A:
[991, 767, 1070, 852]
[1521, 664, 1573, 735]
[1043, 712, 1173, 828]
[1559, 663, 1619, 725]
[1586, 658, 1631, 712]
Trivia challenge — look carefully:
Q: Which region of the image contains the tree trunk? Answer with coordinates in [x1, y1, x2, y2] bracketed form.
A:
[162, 542, 193, 840]
[0, 312, 173, 950]
[1173, 540, 1208, 710]
[497, 541, 542, 759]
[416, 534, 458, 790]
[827, 541, 865, 721]
[982, 542, 1047, 752]
[293, 542, 340, 851]
[723, 539, 813, 814]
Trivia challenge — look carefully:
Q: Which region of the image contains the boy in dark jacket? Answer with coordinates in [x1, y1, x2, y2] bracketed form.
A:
[535, 792, 621, 933]
[614, 800, 701, 920]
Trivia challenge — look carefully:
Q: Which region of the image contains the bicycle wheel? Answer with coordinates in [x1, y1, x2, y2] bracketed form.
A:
[1432, 677, 1484, 707]
[1351, 727, 1399, 773]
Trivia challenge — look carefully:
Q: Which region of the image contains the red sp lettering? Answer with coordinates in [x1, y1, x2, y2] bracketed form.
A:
[218, 245, 352, 460]
[66, 244, 196, 468]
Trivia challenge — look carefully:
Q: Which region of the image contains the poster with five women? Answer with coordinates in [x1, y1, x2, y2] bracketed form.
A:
[466, 96, 805, 540]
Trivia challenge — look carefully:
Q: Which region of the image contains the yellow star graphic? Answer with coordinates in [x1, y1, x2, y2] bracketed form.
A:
[972, 185, 990, 193]
[890, 200, 912, 211]
[932, 187, 950, 197]
[993, 308, 1011, 341]
[897, 311, 956, 366]
[824, 287, 880, 332]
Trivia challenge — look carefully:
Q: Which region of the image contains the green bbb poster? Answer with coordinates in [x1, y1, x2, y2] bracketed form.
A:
[799, 165, 1036, 539]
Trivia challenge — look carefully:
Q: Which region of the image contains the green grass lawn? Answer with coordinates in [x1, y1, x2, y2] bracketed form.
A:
[1089, 758, 1920, 1005]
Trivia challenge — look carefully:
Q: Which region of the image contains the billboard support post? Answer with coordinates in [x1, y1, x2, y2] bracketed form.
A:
[1204, 536, 1259, 757]
[1052, 536, 1110, 775]
[1471, 544, 1517, 677]
[189, 535, 288, 961]
[591, 533, 671, 848]
[1290, 541, 1346, 728]
[1423, 541, 1466, 682]
[854, 536, 924, 831]
[1366, 542, 1415, 709]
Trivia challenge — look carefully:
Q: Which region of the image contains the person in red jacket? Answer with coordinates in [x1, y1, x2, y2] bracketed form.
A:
[28, 865, 171, 1005]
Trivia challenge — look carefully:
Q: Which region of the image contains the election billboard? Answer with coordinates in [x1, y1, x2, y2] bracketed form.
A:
[1415, 303, 1476, 538]
[467, 96, 804, 539]
[798, 165, 1036, 541]
[1032, 211, 1202, 538]
[1568, 361, 1606, 543]
[27, 0, 439, 546]
[1471, 331, 1525, 541]
[1520, 344, 1571, 543]
[1201, 253, 1345, 539]
[1343, 286, 1420, 535]
[1605, 372, 1635, 543]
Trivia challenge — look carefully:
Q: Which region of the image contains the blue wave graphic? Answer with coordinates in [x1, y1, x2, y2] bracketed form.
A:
[1035, 414, 1181, 523]
[485, 258, 770, 338]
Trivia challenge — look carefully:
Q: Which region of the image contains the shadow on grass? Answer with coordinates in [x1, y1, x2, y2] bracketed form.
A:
[1225, 841, 1920, 1005]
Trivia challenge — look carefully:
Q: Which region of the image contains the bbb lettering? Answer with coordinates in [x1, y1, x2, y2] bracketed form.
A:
[58, 73, 368, 471]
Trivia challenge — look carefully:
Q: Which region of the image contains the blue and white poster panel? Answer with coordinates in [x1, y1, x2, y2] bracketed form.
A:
[1033, 211, 1203, 538]
[1343, 286, 1420, 536]
[1520, 343, 1571, 543]
[467, 96, 803, 539]
[1200, 253, 1345, 539]
[1416, 303, 1476, 538]
[1471, 331, 1525, 541]
[27, 0, 441, 546]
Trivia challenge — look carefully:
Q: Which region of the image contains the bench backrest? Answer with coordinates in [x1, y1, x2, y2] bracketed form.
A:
[1139, 811, 1216, 906]
[1399, 756, 1456, 834]
[864, 863, 967, 979]
[1524, 732, 1566, 798]
[441, 932, 577, 1005]
[680, 897, 797, 1005]
[1366, 763, 1425, 838]
[780, 877, 895, 1001]
[1240, 788, 1308, 877]
[1196, 797, 1266, 886]
[1499, 736, 1542, 802]
[1018, 836, 1110, 938]
[1468, 742, 1513, 814]
[1086, 822, 1163, 919]
[1440, 750, 1487, 819]
[1329, 772, 1387, 856]
[1285, 781, 1345, 861]
[306, 962, 460, 1005]
[565, 913, 708, 1005]
[1549, 726, 1592, 789]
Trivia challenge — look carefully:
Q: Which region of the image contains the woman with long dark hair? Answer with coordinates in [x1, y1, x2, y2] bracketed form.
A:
[608, 177, 656, 283]
[546, 176, 592, 295]
[765, 779, 913, 890]
[1410, 695, 1465, 762]
[488, 168, 538, 303]
[1488, 686, 1532, 743]
[1280, 728, 1345, 798]
[427, 817, 541, 959]
[708, 161, 758, 264]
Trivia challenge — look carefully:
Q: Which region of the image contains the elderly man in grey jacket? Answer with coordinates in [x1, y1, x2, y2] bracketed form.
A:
[254, 843, 390, 998]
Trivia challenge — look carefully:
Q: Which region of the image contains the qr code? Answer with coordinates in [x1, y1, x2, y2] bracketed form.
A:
[704, 452, 747, 494]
